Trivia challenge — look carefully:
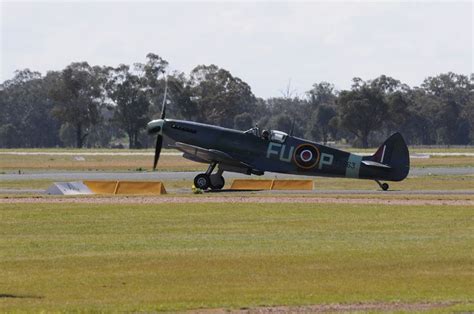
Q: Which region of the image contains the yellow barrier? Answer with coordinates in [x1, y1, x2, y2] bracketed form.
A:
[83, 181, 166, 195]
[115, 181, 166, 195]
[271, 179, 313, 190]
[230, 179, 274, 190]
[230, 179, 314, 190]
[84, 180, 118, 194]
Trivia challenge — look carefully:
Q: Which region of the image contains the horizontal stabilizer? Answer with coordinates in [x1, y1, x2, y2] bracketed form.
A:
[361, 160, 392, 169]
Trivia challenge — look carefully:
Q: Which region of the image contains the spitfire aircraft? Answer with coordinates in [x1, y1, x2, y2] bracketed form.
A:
[147, 90, 409, 191]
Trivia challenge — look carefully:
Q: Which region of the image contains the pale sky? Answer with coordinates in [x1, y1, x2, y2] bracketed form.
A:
[1, 0, 472, 98]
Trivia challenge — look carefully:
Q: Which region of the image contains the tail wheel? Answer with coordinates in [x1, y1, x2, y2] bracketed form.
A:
[209, 175, 225, 190]
[375, 180, 390, 191]
[194, 174, 210, 190]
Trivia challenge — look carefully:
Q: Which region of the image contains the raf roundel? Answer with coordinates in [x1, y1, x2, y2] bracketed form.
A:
[293, 143, 320, 169]
[300, 149, 313, 162]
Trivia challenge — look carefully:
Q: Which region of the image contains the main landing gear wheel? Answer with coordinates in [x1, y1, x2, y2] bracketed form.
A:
[209, 174, 225, 190]
[375, 180, 389, 191]
[194, 162, 226, 191]
[194, 174, 210, 190]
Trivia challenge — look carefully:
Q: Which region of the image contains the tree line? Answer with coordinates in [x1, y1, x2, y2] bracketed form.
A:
[0, 53, 472, 148]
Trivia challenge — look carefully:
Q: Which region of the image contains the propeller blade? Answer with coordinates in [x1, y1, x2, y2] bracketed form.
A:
[153, 135, 163, 170]
[160, 78, 168, 119]
[289, 119, 295, 136]
[160, 100, 166, 119]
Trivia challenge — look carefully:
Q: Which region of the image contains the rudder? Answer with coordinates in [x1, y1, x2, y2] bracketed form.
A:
[369, 132, 410, 181]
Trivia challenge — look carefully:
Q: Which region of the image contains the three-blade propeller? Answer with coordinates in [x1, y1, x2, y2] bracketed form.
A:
[153, 134, 162, 170]
[150, 78, 168, 170]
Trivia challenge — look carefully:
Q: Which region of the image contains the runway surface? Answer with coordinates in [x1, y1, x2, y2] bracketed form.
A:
[0, 167, 472, 181]
[1, 151, 473, 156]
[0, 167, 472, 196]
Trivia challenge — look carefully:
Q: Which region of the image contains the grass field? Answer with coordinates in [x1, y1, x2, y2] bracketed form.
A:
[1, 147, 474, 153]
[0, 148, 473, 171]
[0, 153, 202, 172]
[0, 202, 472, 312]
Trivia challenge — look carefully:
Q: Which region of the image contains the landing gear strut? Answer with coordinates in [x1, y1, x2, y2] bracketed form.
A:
[375, 180, 389, 191]
[193, 162, 225, 190]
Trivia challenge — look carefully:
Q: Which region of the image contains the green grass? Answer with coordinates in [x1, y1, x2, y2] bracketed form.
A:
[355, 147, 474, 153]
[311, 175, 474, 191]
[1, 147, 473, 153]
[0, 179, 53, 190]
[0, 153, 203, 172]
[0, 148, 166, 153]
[0, 202, 472, 311]
[0, 147, 473, 171]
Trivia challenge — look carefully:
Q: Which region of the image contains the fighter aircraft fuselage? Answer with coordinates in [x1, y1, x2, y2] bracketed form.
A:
[160, 119, 409, 182]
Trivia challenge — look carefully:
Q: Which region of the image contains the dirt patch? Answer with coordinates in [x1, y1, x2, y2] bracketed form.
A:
[190, 301, 465, 313]
[0, 196, 473, 206]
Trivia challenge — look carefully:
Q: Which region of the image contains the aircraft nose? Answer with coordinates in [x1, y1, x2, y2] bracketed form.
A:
[147, 119, 165, 135]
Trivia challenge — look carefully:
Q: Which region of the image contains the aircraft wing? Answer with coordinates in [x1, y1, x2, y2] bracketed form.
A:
[174, 142, 251, 167]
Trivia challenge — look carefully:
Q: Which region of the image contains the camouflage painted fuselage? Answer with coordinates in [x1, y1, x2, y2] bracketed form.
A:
[162, 119, 409, 182]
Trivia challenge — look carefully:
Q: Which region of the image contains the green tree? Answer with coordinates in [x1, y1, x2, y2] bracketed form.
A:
[0, 124, 19, 148]
[49, 62, 104, 148]
[420, 72, 472, 144]
[107, 64, 151, 148]
[0, 69, 61, 148]
[337, 80, 388, 148]
[307, 82, 336, 108]
[166, 72, 199, 121]
[370, 75, 411, 139]
[313, 104, 337, 144]
[233, 112, 254, 130]
[267, 113, 293, 134]
[307, 82, 337, 143]
[263, 96, 307, 138]
[464, 74, 474, 143]
[188, 65, 256, 127]
[137, 53, 169, 119]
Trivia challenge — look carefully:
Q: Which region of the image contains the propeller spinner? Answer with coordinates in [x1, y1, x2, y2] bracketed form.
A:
[147, 118, 165, 170]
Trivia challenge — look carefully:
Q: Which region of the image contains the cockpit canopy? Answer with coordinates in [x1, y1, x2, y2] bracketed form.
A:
[269, 130, 288, 143]
[244, 127, 288, 143]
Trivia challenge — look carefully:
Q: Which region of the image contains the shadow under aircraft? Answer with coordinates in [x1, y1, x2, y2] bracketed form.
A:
[147, 88, 409, 191]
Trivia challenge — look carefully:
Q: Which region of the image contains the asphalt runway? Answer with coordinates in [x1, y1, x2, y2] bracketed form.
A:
[2, 151, 473, 156]
[0, 167, 472, 195]
[0, 167, 472, 181]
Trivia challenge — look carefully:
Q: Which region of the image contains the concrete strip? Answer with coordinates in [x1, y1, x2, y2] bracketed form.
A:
[0, 167, 472, 182]
[0, 151, 181, 156]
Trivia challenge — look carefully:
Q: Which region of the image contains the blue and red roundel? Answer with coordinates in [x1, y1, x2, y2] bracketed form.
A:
[293, 143, 320, 169]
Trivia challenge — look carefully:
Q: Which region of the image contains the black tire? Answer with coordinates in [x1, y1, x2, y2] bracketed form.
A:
[381, 183, 389, 191]
[194, 174, 210, 190]
[209, 175, 225, 190]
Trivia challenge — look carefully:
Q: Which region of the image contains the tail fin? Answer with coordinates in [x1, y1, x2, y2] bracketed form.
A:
[366, 132, 410, 181]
